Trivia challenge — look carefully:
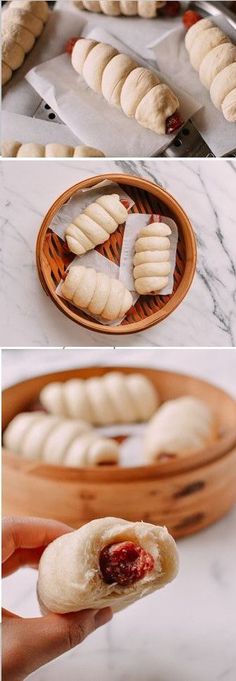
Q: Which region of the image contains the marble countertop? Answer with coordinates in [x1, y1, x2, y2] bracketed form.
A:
[2, 347, 236, 681]
[1, 158, 236, 347]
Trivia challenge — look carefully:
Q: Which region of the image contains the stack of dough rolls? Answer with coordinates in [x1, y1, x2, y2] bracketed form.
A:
[74, 1, 166, 18]
[65, 193, 128, 255]
[3, 412, 120, 466]
[144, 396, 218, 462]
[60, 266, 133, 322]
[133, 221, 171, 295]
[2, 1, 49, 86]
[185, 18, 236, 122]
[71, 39, 181, 135]
[1, 141, 105, 158]
[37, 517, 179, 613]
[40, 371, 159, 424]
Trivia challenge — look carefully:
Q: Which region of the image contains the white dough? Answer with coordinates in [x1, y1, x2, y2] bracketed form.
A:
[17, 143, 45, 157]
[60, 266, 133, 322]
[199, 43, 236, 90]
[134, 222, 171, 295]
[82, 43, 118, 93]
[1, 141, 105, 158]
[185, 18, 213, 53]
[37, 517, 179, 613]
[73, 145, 105, 157]
[65, 194, 128, 255]
[222, 88, 236, 122]
[185, 17, 236, 122]
[45, 144, 74, 158]
[144, 396, 217, 462]
[71, 39, 180, 136]
[189, 27, 230, 72]
[74, 1, 166, 16]
[1, 1, 49, 84]
[210, 62, 236, 110]
[1, 140, 21, 157]
[102, 54, 136, 107]
[3, 411, 119, 467]
[135, 84, 179, 135]
[40, 371, 159, 424]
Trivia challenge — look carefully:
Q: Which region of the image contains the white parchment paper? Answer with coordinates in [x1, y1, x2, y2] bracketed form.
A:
[25, 26, 202, 156]
[1, 111, 81, 150]
[119, 213, 178, 295]
[149, 16, 236, 157]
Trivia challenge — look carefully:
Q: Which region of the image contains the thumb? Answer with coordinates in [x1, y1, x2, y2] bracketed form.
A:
[10, 608, 112, 680]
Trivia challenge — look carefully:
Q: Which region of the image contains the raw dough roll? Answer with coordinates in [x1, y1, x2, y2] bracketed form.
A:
[120, 1, 138, 16]
[60, 266, 133, 321]
[83, 1, 102, 11]
[45, 144, 74, 158]
[71, 38, 181, 135]
[199, 43, 236, 90]
[74, 1, 166, 17]
[1, 141, 105, 158]
[134, 222, 171, 294]
[3, 412, 119, 467]
[73, 145, 105, 157]
[101, 0, 121, 14]
[189, 27, 230, 72]
[2, 24, 35, 53]
[102, 54, 137, 107]
[210, 62, 236, 109]
[1, 140, 21, 157]
[65, 193, 128, 255]
[144, 396, 218, 462]
[17, 143, 45, 157]
[138, 0, 158, 18]
[185, 17, 213, 52]
[185, 18, 236, 122]
[222, 88, 236, 122]
[40, 371, 159, 424]
[37, 517, 179, 613]
[2, 1, 49, 84]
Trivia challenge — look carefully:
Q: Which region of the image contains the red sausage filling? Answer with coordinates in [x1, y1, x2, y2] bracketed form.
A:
[166, 112, 183, 135]
[99, 541, 154, 586]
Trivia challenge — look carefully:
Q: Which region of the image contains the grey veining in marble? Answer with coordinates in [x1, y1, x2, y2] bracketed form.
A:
[0, 159, 236, 347]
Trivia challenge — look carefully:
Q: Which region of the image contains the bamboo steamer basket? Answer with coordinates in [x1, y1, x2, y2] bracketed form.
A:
[2, 366, 236, 539]
[36, 174, 197, 335]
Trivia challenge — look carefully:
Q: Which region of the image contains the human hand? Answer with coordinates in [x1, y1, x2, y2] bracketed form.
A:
[2, 516, 113, 681]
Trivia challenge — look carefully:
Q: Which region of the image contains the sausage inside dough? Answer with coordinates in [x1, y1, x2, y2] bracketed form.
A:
[37, 517, 179, 613]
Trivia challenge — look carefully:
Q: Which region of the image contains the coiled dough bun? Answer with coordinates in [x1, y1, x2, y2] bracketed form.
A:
[3, 412, 119, 466]
[2, 1, 49, 85]
[60, 266, 133, 321]
[185, 18, 236, 122]
[1, 141, 105, 158]
[144, 396, 218, 462]
[37, 517, 179, 613]
[71, 39, 180, 135]
[74, 1, 166, 17]
[40, 371, 159, 424]
[133, 222, 171, 295]
[65, 194, 128, 256]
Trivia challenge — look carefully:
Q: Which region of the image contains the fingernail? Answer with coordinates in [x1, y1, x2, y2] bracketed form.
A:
[95, 607, 113, 628]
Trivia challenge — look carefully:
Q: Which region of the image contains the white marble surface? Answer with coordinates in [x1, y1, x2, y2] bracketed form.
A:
[0, 158, 236, 347]
[2, 347, 236, 681]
